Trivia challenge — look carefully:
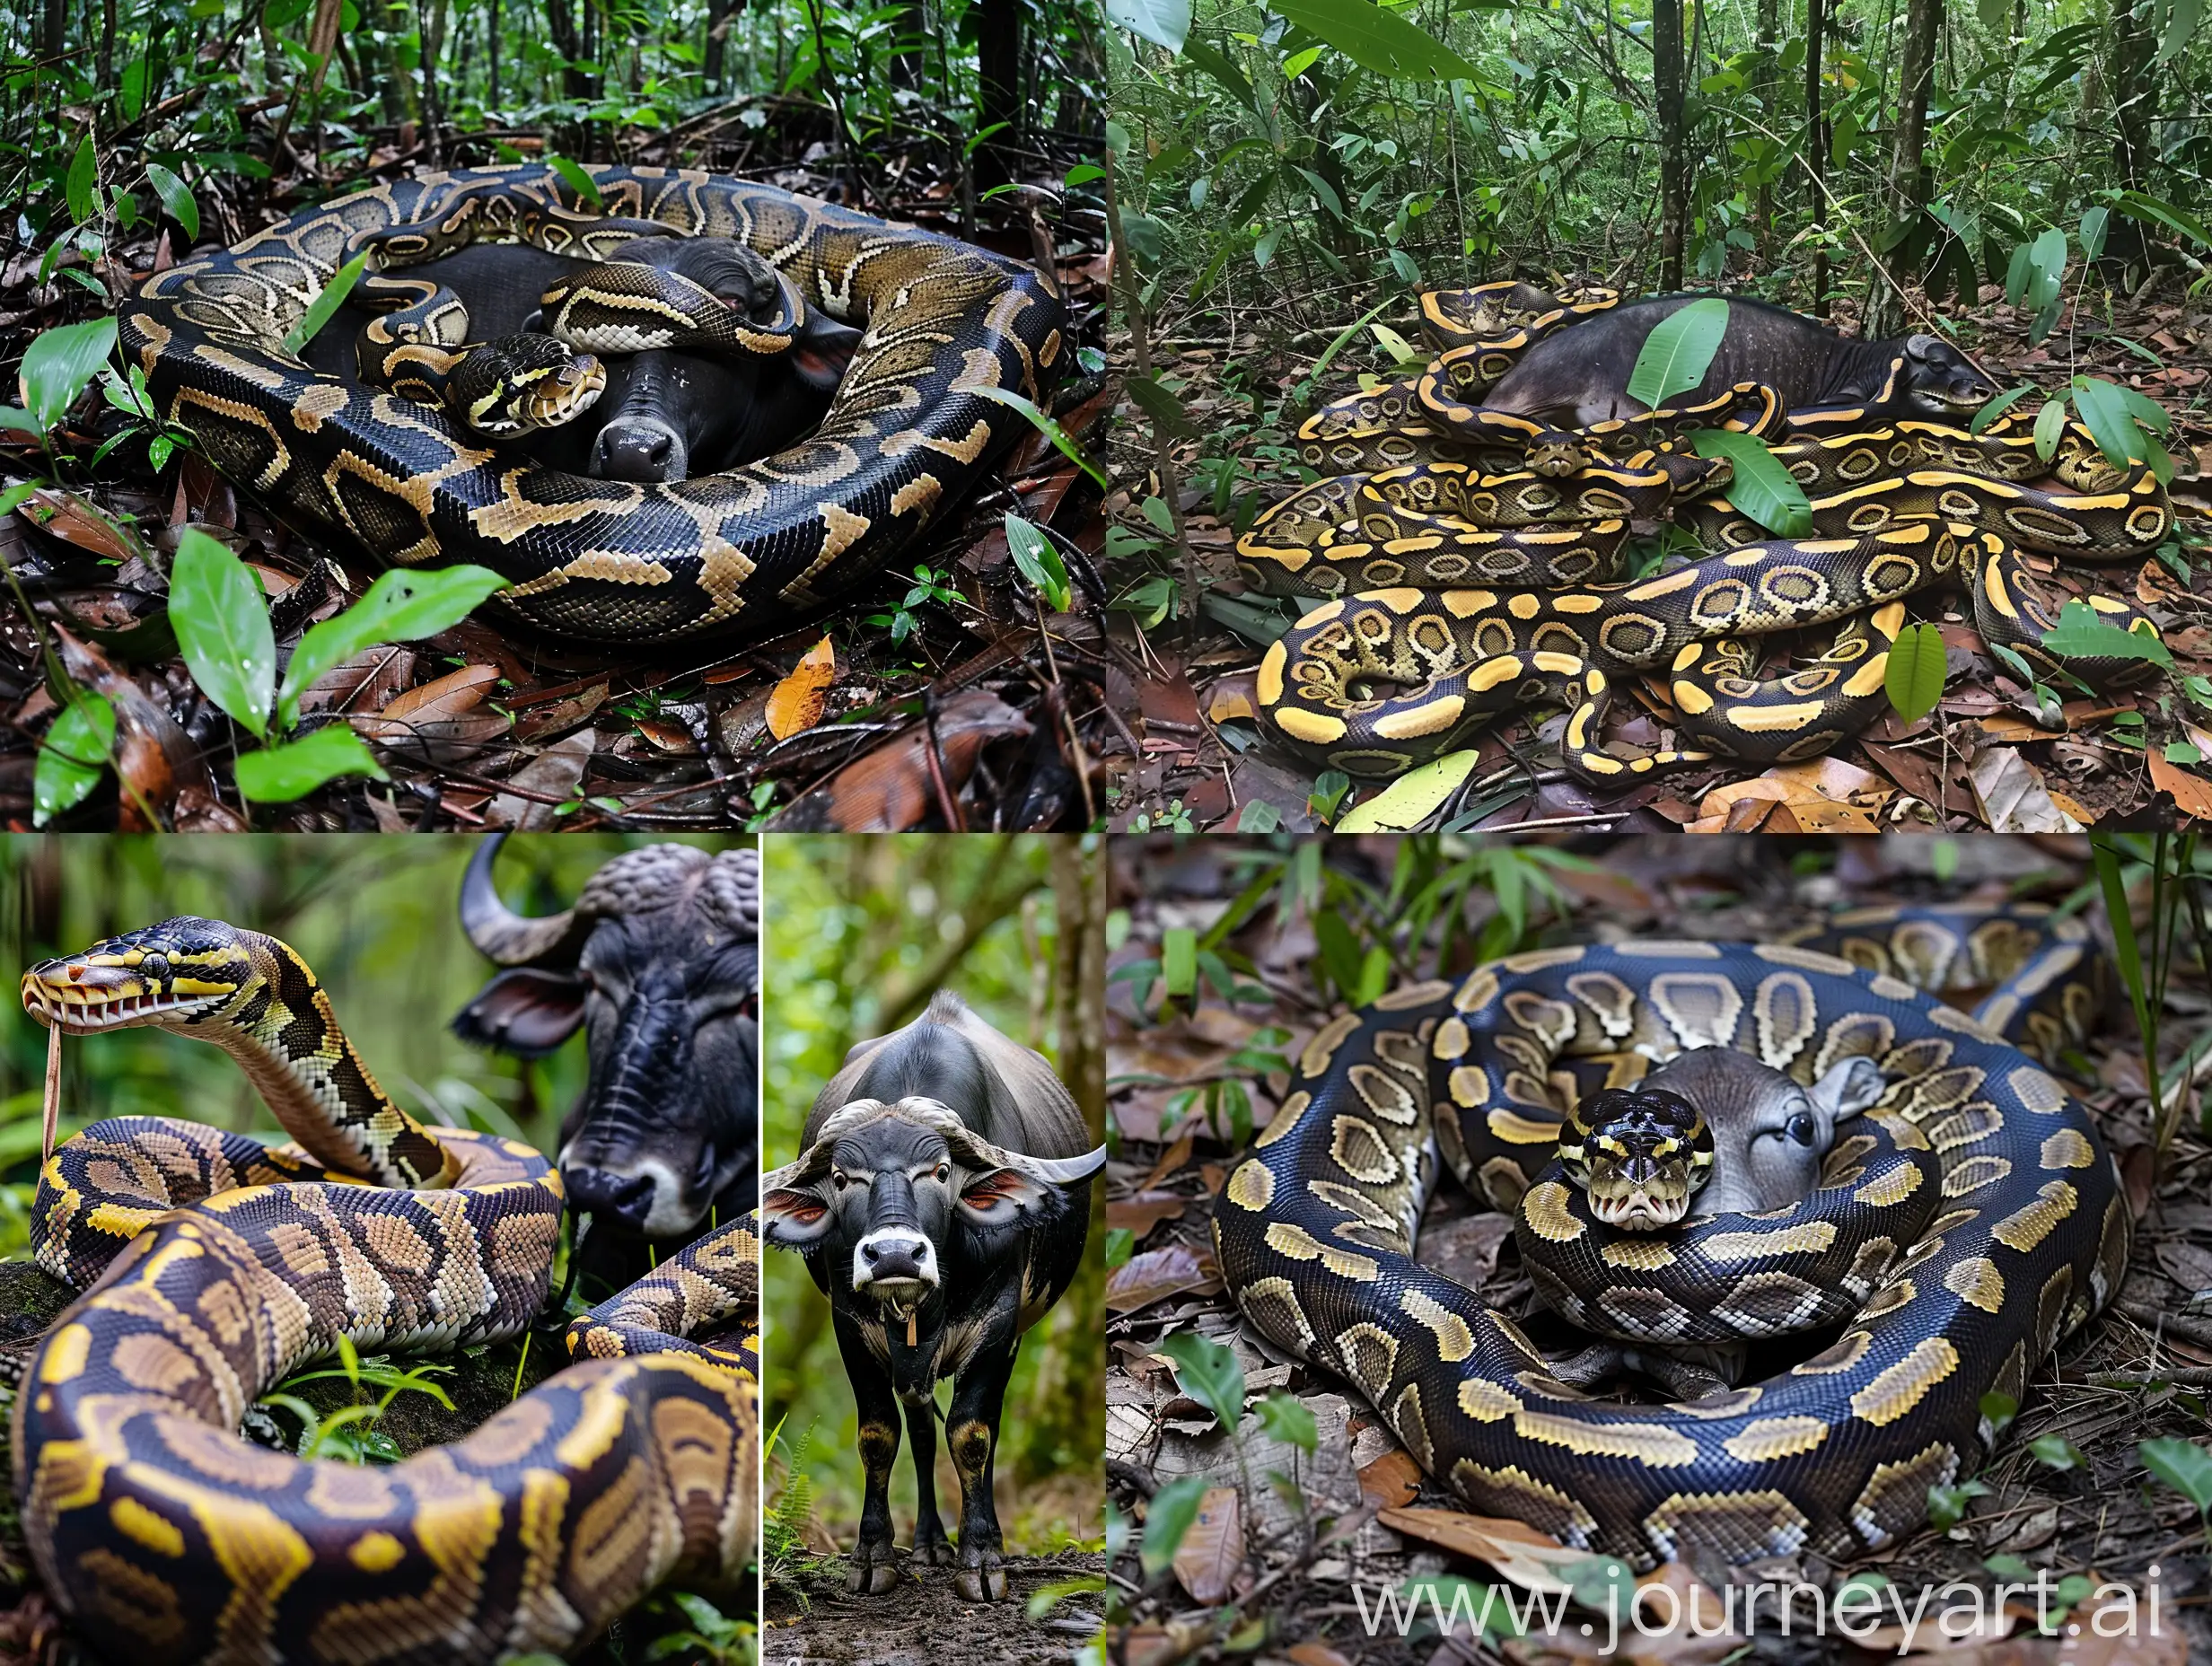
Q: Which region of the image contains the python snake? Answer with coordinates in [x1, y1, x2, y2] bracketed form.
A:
[120, 162, 1066, 641]
[1213, 908, 2129, 1566]
[11, 917, 758, 1665]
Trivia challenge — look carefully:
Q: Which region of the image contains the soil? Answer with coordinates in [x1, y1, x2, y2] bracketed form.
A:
[764, 1549, 1106, 1664]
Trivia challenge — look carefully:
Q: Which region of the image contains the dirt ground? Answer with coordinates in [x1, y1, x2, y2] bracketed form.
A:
[765, 1549, 1107, 1664]
[1102, 834, 2212, 1664]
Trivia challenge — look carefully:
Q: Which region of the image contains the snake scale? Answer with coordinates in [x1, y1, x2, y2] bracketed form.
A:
[1248, 283, 2172, 782]
[1214, 908, 2129, 1566]
[121, 162, 1066, 641]
[11, 916, 758, 1665]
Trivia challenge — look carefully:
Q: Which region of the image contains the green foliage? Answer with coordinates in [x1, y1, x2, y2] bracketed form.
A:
[2141, 1436, 2212, 1525]
[1884, 621, 1949, 723]
[1154, 1330, 1244, 1429]
[32, 693, 118, 827]
[1627, 299, 1730, 409]
[18, 319, 119, 433]
[1686, 431, 1812, 537]
[170, 528, 278, 739]
[1005, 513, 1075, 613]
[280, 253, 369, 356]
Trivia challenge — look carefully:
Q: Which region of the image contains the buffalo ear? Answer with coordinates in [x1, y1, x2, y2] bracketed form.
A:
[955, 1166, 1056, 1227]
[762, 1185, 836, 1247]
[451, 968, 587, 1057]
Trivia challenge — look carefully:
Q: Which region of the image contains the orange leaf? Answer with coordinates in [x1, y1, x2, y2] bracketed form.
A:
[2149, 750, 2212, 820]
[1376, 1505, 1584, 1592]
[1171, 1486, 1243, 1604]
[766, 636, 837, 741]
[1358, 1447, 1422, 1508]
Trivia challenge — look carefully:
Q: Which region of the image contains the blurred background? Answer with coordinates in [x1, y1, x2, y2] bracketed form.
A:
[0, 834, 741, 1259]
[762, 833, 1106, 1578]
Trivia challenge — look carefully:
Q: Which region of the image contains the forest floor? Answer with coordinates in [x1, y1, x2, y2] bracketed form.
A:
[0, 104, 1110, 834]
[1101, 835, 2212, 1665]
[1100, 282, 2212, 836]
[764, 1549, 1107, 1664]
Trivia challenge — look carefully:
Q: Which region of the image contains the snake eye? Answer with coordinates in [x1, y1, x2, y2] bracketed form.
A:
[140, 952, 170, 985]
[1785, 1112, 1817, 1145]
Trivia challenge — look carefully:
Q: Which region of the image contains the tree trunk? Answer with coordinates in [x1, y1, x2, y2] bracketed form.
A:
[2107, 0, 2158, 270]
[703, 0, 732, 92]
[1804, 0, 1829, 315]
[1755, 0, 1779, 259]
[974, 0, 1021, 189]
[41, 0, 66, 63]
[1866, 0, 1938, 337]
[488, 0, 500, 112]
[1654, 0, 1687, 291]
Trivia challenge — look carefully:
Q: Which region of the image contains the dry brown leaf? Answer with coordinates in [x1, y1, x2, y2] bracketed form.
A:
[766, 636, 837, 740]
[1142, 1129, 1197, 1189]
[1686, 772, 1877, 834]
[771, 690, 1032, 832]
[1207, 672, 1258, 723]
[487, 731, 596, 831]
[2147, 749, 2212, 821]
[18, 487, 136, 560]
[1171, 1486, 1243, 1604]
[1357, 1447, 1422, 1508]
[358, 663, 510, 765]
[1105, 1242, 1223, 1313]
[1106, 1190, 1188, 1239]
[1376, 1505, 1585, 1593]
[295, 645, 417, 716]
[1285, 1645, 1354, 1666]
[1969, 747, 2083, 833]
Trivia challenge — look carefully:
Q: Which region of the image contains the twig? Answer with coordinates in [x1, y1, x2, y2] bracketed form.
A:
[41, 1022, 61, 1170]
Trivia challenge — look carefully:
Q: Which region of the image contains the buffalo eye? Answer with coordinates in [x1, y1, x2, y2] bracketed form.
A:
[1785, 1112, 1817, 1145]
[935, 1163, 950, 1182]
[831, 1171, 848, 1190]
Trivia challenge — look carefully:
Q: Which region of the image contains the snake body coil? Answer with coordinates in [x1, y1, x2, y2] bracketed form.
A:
[121, 163, 1066, 641]
[12, 918, 758, 1665]
[1213, 916, 2128, 1566]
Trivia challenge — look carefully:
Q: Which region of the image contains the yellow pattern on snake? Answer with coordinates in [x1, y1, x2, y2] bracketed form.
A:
[119, 162, 1065, 642]
[11, 916, 758, 1665]
[1214, 914, 2128, 1566]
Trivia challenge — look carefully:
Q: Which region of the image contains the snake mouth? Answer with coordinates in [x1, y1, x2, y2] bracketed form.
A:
[20, 965, 229, 1031]
[1584, 1171, 1694, 1231]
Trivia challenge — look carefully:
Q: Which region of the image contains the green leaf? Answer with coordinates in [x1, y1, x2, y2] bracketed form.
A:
[2032, 397, 2067, 461]
[1003, 513, 1072, 613]
[1265, 0, 1481, 81]
[1884, 620, 1948, 723]
[32, 691, 116, 826]
[234, 723, 391, 802]
[1978, 1391, 2019, 1436]
[145, 162, 199, 241]
[66, 134, 98, 224]
[1062, 162, 1105, 188]
[1969, 383, 2034, 435]
[2027, 225, 2067, 308]
[1688, 430, 1813, 537]
[2029, 1434, 2086, 1471]
[2111, 189, 2212, 250]
[2041, 600, 2175, 669]
[967, 384, 1109, 489]
[169, 527, 276, 737]
[1140, 1475, 1210, 1577]
[281, 253, 368, 356]
[1124, 375, 1198, 439]
[1927, 1479, 1989, 1533]
[1154, 1331, 1245, 1429]
[543, 153, 603, 210]
[1334, 750, 1479, 831]
[1254, 1390, 1317, 1453]
[2158, 0, 2202, 62]
[2069, 376, 2145, 469]
[1105, 0, 1189, 51]
[1181, 35, 1254, 106]
[2079, 205, 2111, 263]
[276, 564, 508, 726]
[19, 317, 119, 431]
[1626, 297, 1730, 409]
[1160, 926, 1197, 997]
[2140, 1437, 2212, 1514]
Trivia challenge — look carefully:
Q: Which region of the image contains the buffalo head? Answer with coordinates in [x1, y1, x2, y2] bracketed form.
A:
[453, 836, 758, 1237]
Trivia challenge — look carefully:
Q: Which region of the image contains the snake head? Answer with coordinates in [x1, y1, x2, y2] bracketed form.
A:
[1558, 1087, 1714, 1231]
[21, 916, 252, 1033]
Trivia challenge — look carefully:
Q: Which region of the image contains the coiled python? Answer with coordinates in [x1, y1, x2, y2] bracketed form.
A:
[11, 917, 759, 1665]
[119, 162, 1066, 641]
[1213, 908, 2129, 1566]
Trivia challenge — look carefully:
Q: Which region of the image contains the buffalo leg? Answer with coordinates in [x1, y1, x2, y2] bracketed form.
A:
[946, 1337, 1020, 1601]
[834, 1313, 903, 1594]
[904, 1394, 955, 1564]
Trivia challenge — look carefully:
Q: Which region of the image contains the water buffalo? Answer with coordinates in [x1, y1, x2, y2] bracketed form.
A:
[763, 993, 1104, 1600]
[452, 836, 759, 1239]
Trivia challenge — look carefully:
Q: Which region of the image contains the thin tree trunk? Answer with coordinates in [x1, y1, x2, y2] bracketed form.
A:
[975, 0, 1021, 189]
[2107, 0, 2159, 270]
[1805, 0, 1829, 316]
[41, 0, 65, 63]
[488, 0, 501, 113]
[1654, 0, 1687, 291]
[1755, 0, 1779, 261]
[96, 0, 115, 118]
[703, 0, 731, 92]
[1866, 0, 1938, 336]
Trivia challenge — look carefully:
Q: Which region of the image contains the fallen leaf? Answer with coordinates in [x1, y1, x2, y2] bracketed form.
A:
[1970, 747, 2083, 832]
[1286, 1645, 1353, 1666]
[1105, 1242, 1224, 1313]
[1143, 1129, 1196, 1189]
[1171, 1486, 1242, 1604]
[358, 663, 510, 766]
[1335, 750, 1481, 832]
[1376, 1506, 1588, 1592]
[294, 645, 417, 716]
[2147, 750, 2212, 821]
[18, 487, 136, 559]
[1358, 1447, 1422, 1508]
[768, 690, 1032, 832]
[487, 730, 595, 830]
[1108, 1190, 1189, 1239]
[765, 636, 837, 740]
[1207, 672, 1258, 724]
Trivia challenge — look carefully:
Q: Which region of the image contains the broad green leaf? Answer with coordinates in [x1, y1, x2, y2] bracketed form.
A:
[1334, 750, 1479, 831]
[1105, 0, 1189, 51]
[276, 565, 509, 726]
[1265, 0, 1480, 82]
[1062, 162, 1105, 188]
[2119, 385, 2174, 434]
[2041, 600, 2174, 669]
[1004, 513, 1072, 612]
[66, 134, 98, 224]
[169, 527, 276, 736]
[1140, 1476, 1210, 1577]
[1160, 926, 1197, 997]
[2141, 1437, 2212, 1514]
[543, 154, 604, 210]
[2079, 205, 2111, 263]
[2032, 397, 2067, 461]
[1369, 322, 1421, 365]
[1970, 384, 2034, 435]
[145, 162, 199, 241]
[1884, 620, 1948, 723]
[1688, 430, 1813, 537]
[1927, 1479, 1989, 1533]
[1626, 297, 1730, 409]
[1124, 375, 1198, 438]
[2070, 377, 2144, 469]
[1254, 1390, 1317, 1453]
[2027, 226, 2067, 309]
[1154, 1331, 1245, 1429]
[281, 253, 368, 356]
[2004, 241, 2032, 308]
[2159, 0, 2203, 62]
[967, 384, 1109, 488]
[2029, 1434, 2085, 1471]
[32, 691, 116, 826]
[1181, 36, 1253, 106]
[1978, 1391, 2020, 1436]
[2111, 189, 2212, 250]
[19, 317, 118, 431]
[234, 724, 391, 802]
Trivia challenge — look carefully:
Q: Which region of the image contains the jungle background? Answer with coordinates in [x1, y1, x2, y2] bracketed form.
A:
[0, 832, 760, 1666]
[1098, 0, 2212, 835]
[760, 833, 1108, 1662]
[0, 0, 1112, 834]
[1102, 832, 2212, 1664]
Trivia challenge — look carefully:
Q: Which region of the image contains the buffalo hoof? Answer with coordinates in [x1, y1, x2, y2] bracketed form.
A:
[955, 1565, 1008, 1602]
[847, 1557, 900, 1594]
[917, 1539, 958, 1566]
